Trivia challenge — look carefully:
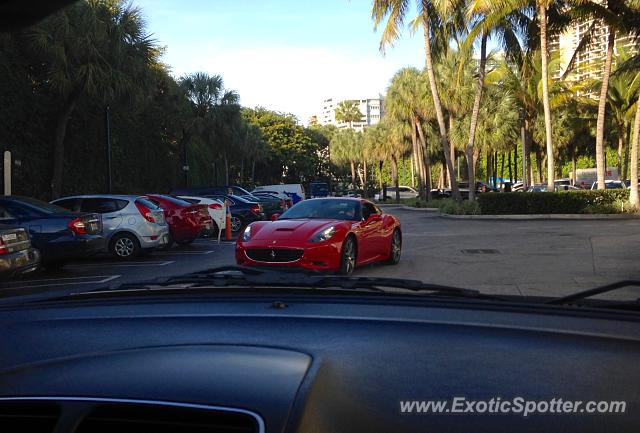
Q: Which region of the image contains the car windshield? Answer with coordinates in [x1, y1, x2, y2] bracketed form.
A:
[1, 0, 639, 308]
[280, 199, 359, 220]
[11, 196, 70, 214]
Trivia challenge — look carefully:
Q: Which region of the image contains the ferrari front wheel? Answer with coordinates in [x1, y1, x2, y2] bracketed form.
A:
[339, 236, 357, 276]
[385, 229, 402, 265]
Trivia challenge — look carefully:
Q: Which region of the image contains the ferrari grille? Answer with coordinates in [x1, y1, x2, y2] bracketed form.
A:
[245, 248, 303, 263]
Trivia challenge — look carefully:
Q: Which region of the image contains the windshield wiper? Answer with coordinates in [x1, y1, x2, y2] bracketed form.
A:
[547, 280, 640, 306]
[51, 266, 498, 301]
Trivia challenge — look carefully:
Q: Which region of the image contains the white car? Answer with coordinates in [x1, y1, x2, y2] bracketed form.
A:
[381, 186, 419, 200]
[176, 196, 227, 238]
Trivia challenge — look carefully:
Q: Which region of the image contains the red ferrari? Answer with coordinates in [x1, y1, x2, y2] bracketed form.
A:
[235, 198, 401, 275]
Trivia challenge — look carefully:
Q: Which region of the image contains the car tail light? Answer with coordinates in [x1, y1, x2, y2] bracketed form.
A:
[68, 217, 87, 235]
[0, 239, 7, 255]
[208, 203, 222, 210]
[135, 201, 156, 223]
[250, 204, 261, 215]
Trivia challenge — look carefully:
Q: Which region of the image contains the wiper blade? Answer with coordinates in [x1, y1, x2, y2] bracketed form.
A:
[64, 266, 496, 300]
[547, 280, 640, 305]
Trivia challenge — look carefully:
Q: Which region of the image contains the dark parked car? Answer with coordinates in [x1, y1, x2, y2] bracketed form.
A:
[0, 196, 103, 269]
[204, 194, 265, 233]
[0, 224, 40, 279]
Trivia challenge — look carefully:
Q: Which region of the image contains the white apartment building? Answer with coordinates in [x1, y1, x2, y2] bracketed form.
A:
[552, 13, 637, 84]
[318, 96, 384, 132]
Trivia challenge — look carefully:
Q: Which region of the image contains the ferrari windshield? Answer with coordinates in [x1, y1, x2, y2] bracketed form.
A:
[279, 199, 360, 221]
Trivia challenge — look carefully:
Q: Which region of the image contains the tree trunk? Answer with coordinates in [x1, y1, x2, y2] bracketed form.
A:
[410, 122, 421, 194]
[595, 27, 616, 189]
[422, 6, 459, 200]
[524, 119, 532, 186]
[415, 121, 432, 200]
[535, 147, 543, 184]
[357, 163, 365, 189]
[623, 123, 631, 181]
[630, 95, 640, 207]
[410, 155, 415, 187]
[617, 134, 624, 181]
[538, 0, 555, 192]
[465, 32, 487, 201]
[391, 156, 400, 203]
[508, 151, 513, 183]
[252, 160, 256, 184]
[224, 154, 229, 185]
[513, 142, 518, 183]
[493, 151, 498, 188]
[51, 92, 79, 199]
[378, 160, 384, 192]
[500, 152, 505, 183]
[350, 161, 356, 190]
[240, 159, 244, 185]
[486, 152, 493, 184]
[363, 161, 368, 195]
[571, 142, 577, 185]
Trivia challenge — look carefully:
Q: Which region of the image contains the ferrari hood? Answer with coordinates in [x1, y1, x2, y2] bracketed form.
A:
[251, 219, 341, 241]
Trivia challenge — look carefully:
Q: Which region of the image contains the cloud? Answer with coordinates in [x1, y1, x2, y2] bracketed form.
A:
[163, 44, 419, 123]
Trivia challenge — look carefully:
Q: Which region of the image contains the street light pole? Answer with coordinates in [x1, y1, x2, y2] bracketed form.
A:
[182, 140, 189, 187]
[520, 108, 527, 190]
[105, 106, 112, 194]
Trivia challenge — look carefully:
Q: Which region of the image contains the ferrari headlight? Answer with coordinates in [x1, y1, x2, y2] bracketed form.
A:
[241, 225, 252, 242]
[311, 226, 337, 242]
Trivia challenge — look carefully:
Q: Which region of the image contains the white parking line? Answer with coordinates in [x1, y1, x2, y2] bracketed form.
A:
[1, 275, 120, 290]
[66, 261, 175, 268]
[153, 250, 215, 255]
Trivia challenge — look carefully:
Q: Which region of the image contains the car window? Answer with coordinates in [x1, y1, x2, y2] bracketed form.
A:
[81, 198, 118, 213]
[53, 198, 79, 212]
[362, 203, 378, 219]
[135, 197, 160, 210]
[280, 199, 360, 221]
[10, 197, 68, 214]
[0, 206, 16, 221]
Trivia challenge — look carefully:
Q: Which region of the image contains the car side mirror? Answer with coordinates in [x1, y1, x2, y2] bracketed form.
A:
[271, 213, 281, 221]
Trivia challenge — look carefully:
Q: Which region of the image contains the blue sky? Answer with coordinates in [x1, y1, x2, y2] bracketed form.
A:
[132, 0, 426, 123]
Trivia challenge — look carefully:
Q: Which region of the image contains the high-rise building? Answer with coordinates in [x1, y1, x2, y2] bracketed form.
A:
[318, 96, 384, 132]
[552, 15, 637, 85]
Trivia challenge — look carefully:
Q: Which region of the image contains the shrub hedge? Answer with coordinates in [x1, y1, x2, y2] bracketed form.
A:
[477, 190, 629, 214]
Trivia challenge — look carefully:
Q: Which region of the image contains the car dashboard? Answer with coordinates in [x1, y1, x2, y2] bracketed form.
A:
[0, 293, 638, 433]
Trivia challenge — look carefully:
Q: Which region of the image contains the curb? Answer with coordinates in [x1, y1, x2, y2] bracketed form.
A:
[438, 213, 640, 220]
[378, 204, 439, 212]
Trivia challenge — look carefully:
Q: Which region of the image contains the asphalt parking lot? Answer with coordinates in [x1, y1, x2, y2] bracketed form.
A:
[2, 206, 640, 299]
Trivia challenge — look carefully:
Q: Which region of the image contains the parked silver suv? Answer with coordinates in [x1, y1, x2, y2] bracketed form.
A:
[51, 195, 169, 259]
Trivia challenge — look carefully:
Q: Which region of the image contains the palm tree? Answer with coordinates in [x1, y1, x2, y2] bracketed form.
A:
[463, 0, 533, 198]
[27, 0, 156, 198]
[385, 67, 433, 200]
[372, 0, 462, 200]
[569, 0, 639, 189]
[330, 128, 362, 189]
[179, 72, 239, 185]
[334, 100, 364, 128]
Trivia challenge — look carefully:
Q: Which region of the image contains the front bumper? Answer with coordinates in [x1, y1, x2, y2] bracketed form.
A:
[236, 238, 343, 272]
[0, 247, 41, 279]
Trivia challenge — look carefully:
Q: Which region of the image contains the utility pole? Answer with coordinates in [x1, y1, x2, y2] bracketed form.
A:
[105, 106, 112, 194]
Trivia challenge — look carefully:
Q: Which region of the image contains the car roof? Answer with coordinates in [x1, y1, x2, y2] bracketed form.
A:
[54, 194, 144, 200]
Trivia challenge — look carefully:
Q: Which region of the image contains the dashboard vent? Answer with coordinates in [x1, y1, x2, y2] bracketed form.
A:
[75, 403, 259, 433]
[0, 401, 59, 433]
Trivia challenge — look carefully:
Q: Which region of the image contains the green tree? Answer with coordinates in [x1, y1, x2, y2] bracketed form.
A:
[372, 0, 463, 200]
[27, 0, 156, 198]
[334, 100, 364, 128]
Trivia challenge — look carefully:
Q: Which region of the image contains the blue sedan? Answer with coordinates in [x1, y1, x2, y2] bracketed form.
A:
[0, 196, 104, 269]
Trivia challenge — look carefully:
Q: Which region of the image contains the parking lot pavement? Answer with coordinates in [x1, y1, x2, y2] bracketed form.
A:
[2, 210, 640, 299]
[360, 205, 640, 298]
[0, 238, 237, 297]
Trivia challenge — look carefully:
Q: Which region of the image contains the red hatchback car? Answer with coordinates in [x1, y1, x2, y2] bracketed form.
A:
[147, 194, 212, 246]
[236, 198, 401, 275]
